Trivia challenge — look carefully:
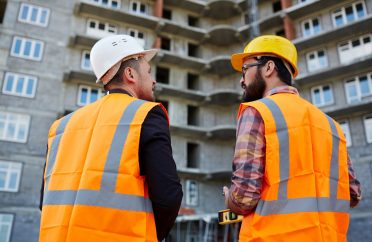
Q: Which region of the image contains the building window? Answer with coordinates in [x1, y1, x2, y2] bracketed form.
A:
[275, 29, 285, 37]
[2, 72, 37, 98]
[272, 1, 282, 13]
[162, 8, 172, 20]
[187, 142, 199, 169]
[90, 0, 120, 9]
[306, 49, 328, 72]
[0, 1, 6, 24]
[187, 105, 199, 126]
[188, 15, 199, 27]
[187, 73, 199, 90]
[87, 19, 117, 38]
[156, 66, 170, 84]
[160, 37, 171, 51]
[364, 115, 372, 143]
[332, 1, 366, 27]
[185, 180, 198, 206]
[0, 112, 30, 143]
[338, 34, 372, 64]
[18, 3, 50, 27]
[311, 84, 333, 107]
[0, 214, 13, 242]
[77, 85, 104, 106]
[302, 17, 321, 37]
[339, 121, 352, 147]
[345, 73, 372, 103]
[0, 161, 22, 192]
[10, 36, 44, 61]
[128, 29, 145, 47]
[188, 43, 199, 58]
[130, 1, 147, 15]
[81, 51, 92, 71]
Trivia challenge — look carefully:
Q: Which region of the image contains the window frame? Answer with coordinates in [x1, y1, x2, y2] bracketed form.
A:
[310, 84, 334, 107]
[81, 50, 92, 71]
[0, 160, 22, 192]
[364, 115, 372, 143]
[129, 0, 147, 15]
[2, 72, 37, 98]
[86, 18, 118, 37]
[338, 34, 372, 63]
[10, 36, 44, 61]
[332, 1, 367, 27]
[18, 3, 50, 27]
[185, 179, 198, 206]
[90, 0, 120, 9]
[301, 17, 321, 37]
[339, 120, 352, 147]
[306, 49, 328, 72]
[0, 213, 14, 242]
[344, 73, 372, 103]
[128, 28, 146, 47]
[0, 112, 31, 143]
[77, 85, 104, 106]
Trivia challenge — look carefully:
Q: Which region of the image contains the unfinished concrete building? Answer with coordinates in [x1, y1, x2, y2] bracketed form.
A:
[0, 0, 371, 241]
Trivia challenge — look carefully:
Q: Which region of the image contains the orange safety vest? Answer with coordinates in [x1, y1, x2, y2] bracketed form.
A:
[237, 93, 350, 242]
[39, 94, 168, 242]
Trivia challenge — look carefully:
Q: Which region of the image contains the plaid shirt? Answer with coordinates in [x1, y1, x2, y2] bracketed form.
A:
[228, 85, 362, 215]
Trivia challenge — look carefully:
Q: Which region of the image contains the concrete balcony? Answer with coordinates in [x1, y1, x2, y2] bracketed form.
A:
[163, 0, 204, 13]
[68, 35, 96, 49]
[160, 19, 206, 41]
[206, 55, 234, 75]
[294, 15, 372, 51]
[206, 89, 240, 105]
[203, 0, 242, 19]
[170, 124, 235, 139]
[207, 25, 240, 46]
[63, 70, 96, 86]
[177, 168, 231, 180]
[155, 84, 205, 102]
[257, 11, 282, 32]
[75, 2, 159, 29]
[155, 51, 206, 71]
[295, 54, 372, 86]
[286, 0, 341, 20]
[325, 100, 372, 118]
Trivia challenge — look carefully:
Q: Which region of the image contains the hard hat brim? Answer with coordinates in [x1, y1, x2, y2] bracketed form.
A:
[96, 48, 158, 84]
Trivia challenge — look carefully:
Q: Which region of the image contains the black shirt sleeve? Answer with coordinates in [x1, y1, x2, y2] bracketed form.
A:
[139, 105, 183, 241]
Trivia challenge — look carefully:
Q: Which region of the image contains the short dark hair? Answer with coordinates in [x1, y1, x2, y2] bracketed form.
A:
[103, 58, 142, 90]
[255, 56, 293, 86]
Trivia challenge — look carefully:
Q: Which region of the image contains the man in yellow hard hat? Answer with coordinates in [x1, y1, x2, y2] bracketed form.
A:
[223, 35, 361, 241]
[39, 35, 183, 242]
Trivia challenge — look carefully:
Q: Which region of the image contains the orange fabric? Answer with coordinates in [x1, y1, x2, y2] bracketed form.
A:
[40, 94, 165, 242]
[237, 93, 349, 241]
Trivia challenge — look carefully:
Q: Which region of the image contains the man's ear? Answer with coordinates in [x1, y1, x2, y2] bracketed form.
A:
[123, 67, 136, 83]
[263, 60, 275, 77]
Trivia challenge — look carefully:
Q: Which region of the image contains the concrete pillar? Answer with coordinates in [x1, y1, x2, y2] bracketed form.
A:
[153, 0, 163, 48]
[280, 0, 295, 40]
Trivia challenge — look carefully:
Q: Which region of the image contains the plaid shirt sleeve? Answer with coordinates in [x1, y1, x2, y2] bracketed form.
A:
[348, 155, 362, 207]
[228, 106, 265, 215]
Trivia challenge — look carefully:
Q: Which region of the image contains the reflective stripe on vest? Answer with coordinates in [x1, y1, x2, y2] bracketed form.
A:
[43, 99, 153, 213]
[255, 98, 349, 216]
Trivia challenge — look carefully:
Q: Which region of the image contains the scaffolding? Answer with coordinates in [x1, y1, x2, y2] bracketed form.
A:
[167, 214, 241, 242]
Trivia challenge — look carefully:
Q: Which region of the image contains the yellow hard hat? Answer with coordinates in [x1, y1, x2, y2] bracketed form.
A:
[231, 35, 298, 78]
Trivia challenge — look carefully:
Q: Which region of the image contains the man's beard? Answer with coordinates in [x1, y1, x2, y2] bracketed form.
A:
[242, 70, 266, 102]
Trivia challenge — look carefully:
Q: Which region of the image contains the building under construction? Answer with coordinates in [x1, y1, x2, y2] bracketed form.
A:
[0, 0, 371, 241]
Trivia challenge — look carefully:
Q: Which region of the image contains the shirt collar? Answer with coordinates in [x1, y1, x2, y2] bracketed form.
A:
[264, 85, 299, 97]
[106, 88, 132, 96]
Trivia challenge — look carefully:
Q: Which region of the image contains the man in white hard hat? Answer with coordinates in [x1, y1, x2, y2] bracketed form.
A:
[39, 35, 182, 242]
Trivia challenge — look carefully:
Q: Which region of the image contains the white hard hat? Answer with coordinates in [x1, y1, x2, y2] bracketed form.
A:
[90, 34, 158, 85]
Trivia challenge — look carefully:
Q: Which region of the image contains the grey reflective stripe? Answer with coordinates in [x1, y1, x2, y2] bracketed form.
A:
[43, 189, 153, 213]
[259, 98, 289, 200]
[326, 115, 340, 198]
[45, 113, 73, 190]
[100, 99, 146, 192]
[256, 197, 349, 216]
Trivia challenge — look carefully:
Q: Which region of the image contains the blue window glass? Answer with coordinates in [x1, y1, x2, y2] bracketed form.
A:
[21, 5, 29, 20]
[0, 172, 5, 188]
[112, 1, 118, 8]
[17, 126, 26, 141]
[26, 78, 35, 95]
[24, 41, 32, 56]
[102, 0, 108, 5]
[313, 19, 320, 34]
[90, 89, 98, 103]
[9, 173, 18, 189]
[13, 39, 22, 54]
[313, 89, 321, 105]
[80, 88, 88, 104]
[8, 123, 16, 138]
[31, 7, 38, 22]
[360, 76, 370, 96]
[345, 6, 354, 23]
[356, 3, 365, 18]
[347, 82, 358, 102]
[40, 10, 48, 24]
[16, 77, 24, 93]
[335, 15, 343, 26]
[34, 42, 41, 59]
[5, 75, 14, 92]
[323, 86, 332, 103]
